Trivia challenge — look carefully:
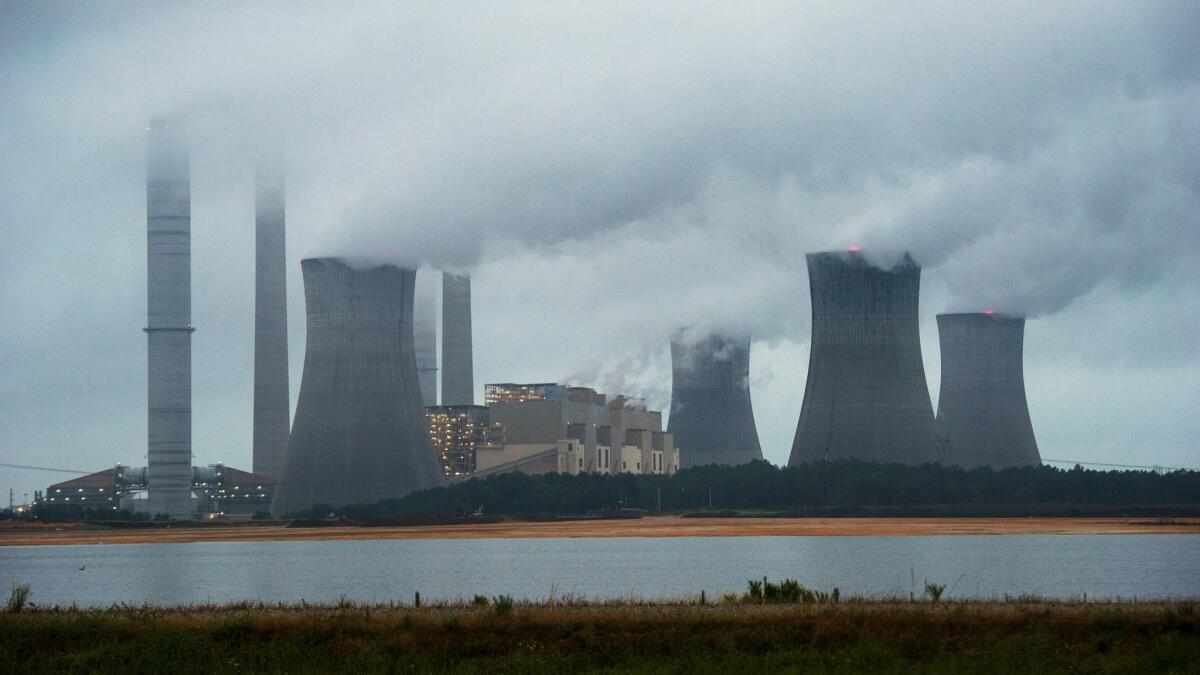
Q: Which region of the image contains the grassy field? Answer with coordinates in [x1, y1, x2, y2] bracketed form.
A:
[2, 594, 1198, 673]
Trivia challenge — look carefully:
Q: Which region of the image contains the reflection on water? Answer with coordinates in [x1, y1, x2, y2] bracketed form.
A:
[1, 535, 1196, 606]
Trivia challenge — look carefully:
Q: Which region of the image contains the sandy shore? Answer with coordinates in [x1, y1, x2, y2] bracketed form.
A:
[1, 515, 1196, 547]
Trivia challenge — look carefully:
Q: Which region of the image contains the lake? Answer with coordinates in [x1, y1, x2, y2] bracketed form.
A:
[1, 535, 1196, 606]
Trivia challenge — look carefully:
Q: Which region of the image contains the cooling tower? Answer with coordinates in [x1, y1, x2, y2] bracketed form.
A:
[145, 118, 195, 519]
[788, 250, 939, 466]
[441, 272, 474, 405]
[252, 152, 290, 480]
[935, 313, 1041, 469]
[414, 271, 438, 405]
[271, 258, 446, 516]
[668, 332, 763, 467]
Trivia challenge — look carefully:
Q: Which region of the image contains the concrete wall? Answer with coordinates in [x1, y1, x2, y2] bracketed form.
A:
[668, 332, 763, 468]
[145, 118, 195, 518]
[441, 272, 473, 404]
[936, 313, 1041, 469]
[272, 258, 445, 515]
[252, 153, 290, 480]
[789, 251, 939, 466]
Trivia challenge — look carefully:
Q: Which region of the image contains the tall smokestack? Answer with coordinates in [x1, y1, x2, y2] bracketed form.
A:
[252, 152, 289, 479]
[789, 250, 939, 466]
[414, 271, 438, 406]
[668, 331, 763, 467]
[145, 118, 195, 518]
[935, 313, 1041, 469]
[440, 272, 474, 405]
[271, 258, 445, 516]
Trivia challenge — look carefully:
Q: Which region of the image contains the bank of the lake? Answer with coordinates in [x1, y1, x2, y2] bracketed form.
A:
[3, 515, 1198, 547]
[2, 598, 1197, 674]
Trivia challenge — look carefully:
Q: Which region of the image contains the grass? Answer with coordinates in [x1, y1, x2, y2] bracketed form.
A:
[1, 595, 1197, 673]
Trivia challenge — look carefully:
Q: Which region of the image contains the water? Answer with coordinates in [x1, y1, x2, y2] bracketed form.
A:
[1, 535, 1196, 606]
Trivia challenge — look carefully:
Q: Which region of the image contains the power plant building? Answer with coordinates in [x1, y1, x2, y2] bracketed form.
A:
[440, 272, 474, 405]
[252, 153, 290, 480]
[789, 250, 939, 466]
[935, 312, 1041, 469]
[668, 331, 763, 467]
[41, 464, 275, 517]
[271, 258, 445, 516]
[475, 383, 679, 477]
[144, 118, 196, 518]
[426, 404, 503, 478]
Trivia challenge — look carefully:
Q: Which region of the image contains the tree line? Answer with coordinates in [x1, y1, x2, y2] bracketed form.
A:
[322, 460, 1200, 519]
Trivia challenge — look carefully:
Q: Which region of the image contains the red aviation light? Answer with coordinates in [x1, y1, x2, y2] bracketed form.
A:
[984, 309, 995, 316]
[848, 245, 862, 253]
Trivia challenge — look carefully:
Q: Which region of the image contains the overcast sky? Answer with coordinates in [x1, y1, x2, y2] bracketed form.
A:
[2, 1, 1197, 501]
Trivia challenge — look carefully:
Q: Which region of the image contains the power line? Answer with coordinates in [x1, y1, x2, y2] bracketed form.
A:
[0, 462, 91, 474]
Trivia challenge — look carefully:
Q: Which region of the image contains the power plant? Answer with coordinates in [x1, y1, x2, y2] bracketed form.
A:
[789, 250, 939, 466]
[144, 118, 196, 518]
[271, 258, 446, 516]
[668, 331, 763, 467]
[440, 272, 474, 405]
[252, 152, 290, 480]
[935, 312, 1041, 469]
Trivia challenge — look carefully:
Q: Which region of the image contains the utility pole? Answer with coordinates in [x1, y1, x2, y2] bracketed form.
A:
[8, 488, 13, 510]
[708, 486, 712, 509]
[657, 486, 662, 512]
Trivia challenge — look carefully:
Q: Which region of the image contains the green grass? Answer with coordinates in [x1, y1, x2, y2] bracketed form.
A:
[1, 598, 1197, 673]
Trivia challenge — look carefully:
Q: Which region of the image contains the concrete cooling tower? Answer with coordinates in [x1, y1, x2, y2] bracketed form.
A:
[788, 250, 939, 466]
[145, 118, 195, 519]
[668, 332, 763, 467]
[935, 313, 1041, 469]
[271, 258, 446, 516]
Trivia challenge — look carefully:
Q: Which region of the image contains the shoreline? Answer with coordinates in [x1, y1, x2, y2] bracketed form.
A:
[2, 515, 1197, 547]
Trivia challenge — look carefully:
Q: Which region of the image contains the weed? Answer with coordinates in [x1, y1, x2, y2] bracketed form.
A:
[6, 583, 31, 613]
[925, 581, 946, 603]
[493, 594, 514, 616]
[472, 594, 489, 607]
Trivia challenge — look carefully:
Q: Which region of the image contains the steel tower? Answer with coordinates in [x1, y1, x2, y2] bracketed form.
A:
[935, 313, 1041, 469]
[668, 331, 763, 467]
[788, 250, 939, 466]
[271, 258, 446, 516]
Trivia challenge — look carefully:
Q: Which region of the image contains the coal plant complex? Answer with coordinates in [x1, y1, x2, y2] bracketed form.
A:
[36, 117, 1062, 520]
[270, 258, 446, 516]
[935, 312, 1041, 469]
[668, 332, 763, 468]
[789, 250, 940, 467]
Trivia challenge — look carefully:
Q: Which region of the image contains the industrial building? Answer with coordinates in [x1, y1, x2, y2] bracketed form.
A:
[936, 312, 1042, 469]
[441, 272, 474, 405]
[41, 464, 275, 517]
[474, 383, 679, 478]
[144, 118, 196, 518]
[426, 405, 503, 478]
[668, 331, 763, 467]
[271, 258, 446, 516]
[789, 250, 939, 466]
[252, 152, 290, 480]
